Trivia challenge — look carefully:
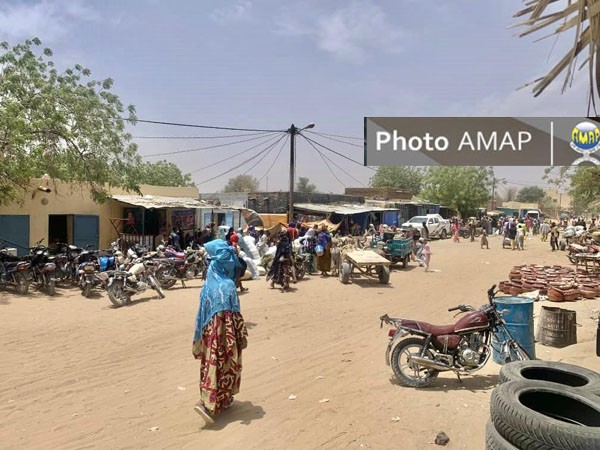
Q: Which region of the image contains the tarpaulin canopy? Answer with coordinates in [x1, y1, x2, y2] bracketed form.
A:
[111, 194, 206, 209]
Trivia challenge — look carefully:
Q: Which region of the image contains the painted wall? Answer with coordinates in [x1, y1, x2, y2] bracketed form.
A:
[0, 180, 200, 250]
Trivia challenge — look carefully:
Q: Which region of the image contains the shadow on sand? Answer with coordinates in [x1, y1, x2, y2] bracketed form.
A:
[201, 400, 266, 430]
[388, 373, 500, 393]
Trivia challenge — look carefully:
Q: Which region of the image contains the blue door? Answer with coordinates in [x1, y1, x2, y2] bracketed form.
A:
[73, 215, 99, 250]
[0, 215, 30, 256]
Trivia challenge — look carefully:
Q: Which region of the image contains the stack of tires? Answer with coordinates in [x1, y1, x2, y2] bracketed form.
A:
[486, 361, 600, 449]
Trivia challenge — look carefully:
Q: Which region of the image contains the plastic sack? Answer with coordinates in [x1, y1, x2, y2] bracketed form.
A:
[244, 236, 260, 260]
[315, 244, 324, 256]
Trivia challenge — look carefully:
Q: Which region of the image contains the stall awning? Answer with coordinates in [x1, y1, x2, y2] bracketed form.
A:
[111, 194, 206, 209]
[294, 203, 398, 215]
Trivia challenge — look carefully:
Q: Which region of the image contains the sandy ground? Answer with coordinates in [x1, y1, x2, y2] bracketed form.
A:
[1, 234, 600, 450]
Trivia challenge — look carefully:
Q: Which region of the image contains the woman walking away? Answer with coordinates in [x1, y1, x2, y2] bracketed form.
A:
[550, 222, 560, 251]
[452, 219, 460, 243]
[266, 232, 292, 291]
[422, 238, 432, 272]
[192, 240, 248, 425]
[508, 222, 517, 250]
[316, 225, 332, 276]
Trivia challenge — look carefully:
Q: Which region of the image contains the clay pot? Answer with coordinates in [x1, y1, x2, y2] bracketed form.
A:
[581, 289, 597, 299]
[547, 287, 564, 302]
[509, 286, 523, 296]
[562, 289, 580, 301]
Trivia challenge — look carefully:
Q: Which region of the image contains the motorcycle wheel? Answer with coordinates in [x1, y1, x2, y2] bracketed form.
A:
[390, 337, 439, 388]
[148, 275, 166, 299]
[568, 254, 577, 264]
[107, 282, 130, 307]
[295, 261, 305, 281]
[82, 282, 92, 299]
[14, 272, 29, 295]
[46, 278, 56, 296]
[155, 266, 177, 289]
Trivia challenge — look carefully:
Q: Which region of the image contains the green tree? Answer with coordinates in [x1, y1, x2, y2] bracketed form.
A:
[569, 166, 600, 213]
[369, 167, 424, 194]
[421, 167, 492, 219]
[0, 39, 141, 204]
[222, 174, 259, 193]
[296, 176, 317, 193]
[515, 186, 546, 203]
[138, 160, 195, 187]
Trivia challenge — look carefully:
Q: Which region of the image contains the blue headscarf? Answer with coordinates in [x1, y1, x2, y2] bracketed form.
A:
[193, 240, 241, 342]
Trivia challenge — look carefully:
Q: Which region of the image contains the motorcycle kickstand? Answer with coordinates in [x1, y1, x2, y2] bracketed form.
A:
[454, 371, 463, 384]
[181, 280, 186, 288]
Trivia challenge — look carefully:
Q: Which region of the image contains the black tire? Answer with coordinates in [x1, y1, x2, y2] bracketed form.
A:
[107, 281, 130, 307]
[339, 262, 351, 284]
[402, 255, 408, 268]
[390, 337, 439, 388]
[440, 229, 448, 240]
[485, 420, 518, 450]
[499, 360, 600, 392]
[46, 278, 56, 296]
[82, 282, 92, 299]
[14, 272, 29, 295]
[155, 266, 177, 289]
[295, 261, 305, 280]
[490, 380, 600, 449]
[378, 265, 390, 284]
[568, 254, 577, 264]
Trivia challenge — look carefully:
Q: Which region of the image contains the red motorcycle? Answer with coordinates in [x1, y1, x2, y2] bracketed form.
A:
[380, 285, 530, 388]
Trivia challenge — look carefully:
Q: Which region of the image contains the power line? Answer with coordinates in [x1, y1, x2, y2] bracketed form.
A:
[188, 133, 286, 174]
[142, 133, 282, 158]
[242, 135, 288, 175]
[304, 130, 363, 148]
[301, 136, 366, 187]
[304, 130, 363, 141]
[258, 134, 289, 182]
[132, 131, 275, 140]
[311, 143, 347, 188]
[300, 133, 377, 171]
[196, 135, 287, 185]
[129, 117, 285, 133]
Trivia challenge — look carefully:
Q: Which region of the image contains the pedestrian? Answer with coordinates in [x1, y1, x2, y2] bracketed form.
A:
[422, 220, 429, 240]
[229, 233, 248, 292]
[516, 223, 525, 250]
[170, 227, 181, 251]
[452, 219, 460, 243]
[422, 238, 432, 272]
[550, 222, 560, 251]
[192, 239, 248, 425]
[539, 221, 550, 242]
[480, 229, 489, 249]
[508, 222, 517, 251]
[469, 218, 476, 242]
[316, 224, 332, 276]
[266, 232, 292, 291]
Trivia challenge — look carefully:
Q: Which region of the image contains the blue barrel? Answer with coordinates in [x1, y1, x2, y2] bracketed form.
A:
[492, 296, 536, 364]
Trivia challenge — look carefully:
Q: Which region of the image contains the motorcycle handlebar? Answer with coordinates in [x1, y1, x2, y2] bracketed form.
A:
[448, 306, 460, 312]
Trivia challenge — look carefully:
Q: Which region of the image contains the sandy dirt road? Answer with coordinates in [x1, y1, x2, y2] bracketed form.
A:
[1, 234, 600, 450]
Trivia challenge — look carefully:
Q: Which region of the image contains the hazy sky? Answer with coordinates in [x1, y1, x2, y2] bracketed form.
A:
[0, 0, 591, 194]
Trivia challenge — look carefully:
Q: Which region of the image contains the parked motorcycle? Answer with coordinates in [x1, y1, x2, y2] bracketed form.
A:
[27, 240, 58, 296]
[380, 285, 530, 388]
[155, 247, 207, 289]
[293, 253, 308, 280]
[106, 251, 165, 307]
[0, 248, 31, 295]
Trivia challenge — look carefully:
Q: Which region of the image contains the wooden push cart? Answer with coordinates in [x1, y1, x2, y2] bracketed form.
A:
[339, 249, 391, 284]
[573, 253, 600, 274]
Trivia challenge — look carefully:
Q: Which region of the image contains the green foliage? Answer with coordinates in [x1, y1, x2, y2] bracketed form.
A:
[222, 174, 259, 193]
[369, 167, 424, 194]
[138, 160, 195, 187]
[296, 176, 317, 193]
[515, 186, 546, 203]
[0, 39, 141, 204]
[421, 167, 492, 218]
[568, 166, 600, 213]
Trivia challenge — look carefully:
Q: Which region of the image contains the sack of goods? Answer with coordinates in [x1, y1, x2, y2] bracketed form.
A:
[315, 244, 324, 256]
[485, 360, 600, 449]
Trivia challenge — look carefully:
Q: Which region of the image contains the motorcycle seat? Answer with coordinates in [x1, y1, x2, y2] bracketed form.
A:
[400, 319, 456, 336]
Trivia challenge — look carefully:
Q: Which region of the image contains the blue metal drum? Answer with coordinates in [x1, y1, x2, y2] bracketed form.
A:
[492, 296, 536, 364]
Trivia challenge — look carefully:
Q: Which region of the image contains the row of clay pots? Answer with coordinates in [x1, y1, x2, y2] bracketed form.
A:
[499, 264, 600, 302]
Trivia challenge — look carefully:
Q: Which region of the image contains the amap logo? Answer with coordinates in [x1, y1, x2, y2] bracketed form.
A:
[570, 121, 600, 165]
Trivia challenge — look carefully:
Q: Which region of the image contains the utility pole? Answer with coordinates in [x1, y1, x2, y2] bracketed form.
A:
[287, 122, 315, 223]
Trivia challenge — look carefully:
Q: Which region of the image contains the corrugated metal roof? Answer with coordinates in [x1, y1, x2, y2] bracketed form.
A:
[111, 194, 207, 209]
[294, 203, 399, 215]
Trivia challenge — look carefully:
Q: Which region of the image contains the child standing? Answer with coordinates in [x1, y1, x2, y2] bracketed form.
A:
[480, 229, 489, 249]
[422, 239, 432, 272]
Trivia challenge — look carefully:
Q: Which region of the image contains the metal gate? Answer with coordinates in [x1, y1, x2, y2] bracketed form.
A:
[73, 215, 99, 250]
[0, 215, 30, 256]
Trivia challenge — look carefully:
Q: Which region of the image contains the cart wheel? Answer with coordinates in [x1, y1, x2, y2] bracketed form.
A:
[340, 262, 351, 284]
[378, 266, 390, 284]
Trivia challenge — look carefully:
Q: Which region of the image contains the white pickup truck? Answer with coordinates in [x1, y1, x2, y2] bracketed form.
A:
[401, 214, 451, 239]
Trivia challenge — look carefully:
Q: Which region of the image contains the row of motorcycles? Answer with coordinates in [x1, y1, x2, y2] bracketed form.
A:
[0, 239, 209, 308]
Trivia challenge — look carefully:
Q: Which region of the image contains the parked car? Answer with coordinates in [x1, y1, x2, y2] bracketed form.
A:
[401, 214, 451, 239]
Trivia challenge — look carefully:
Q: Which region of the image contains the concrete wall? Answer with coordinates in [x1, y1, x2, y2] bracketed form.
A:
[0, 179, 200, 250]
[344, 187, 412, 200]
[199, 192, 248, 208]
[246, 192, 364, 214]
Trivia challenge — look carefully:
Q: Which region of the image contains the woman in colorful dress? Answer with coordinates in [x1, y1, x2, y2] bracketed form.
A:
[192, 239, 248, 425]
[316, 225, 332, 276]
[452, 219, 460, 243]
